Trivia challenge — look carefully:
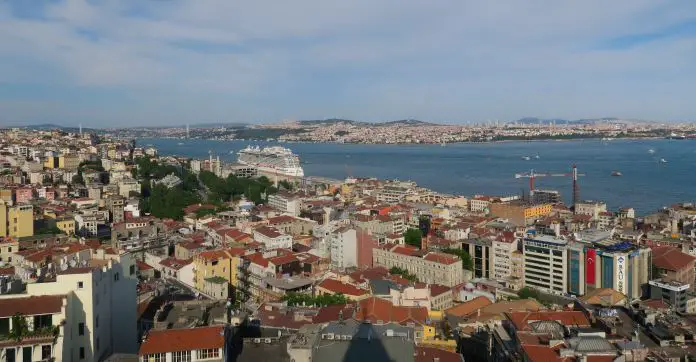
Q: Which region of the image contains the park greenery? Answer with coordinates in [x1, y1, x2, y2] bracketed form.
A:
[282, 292, 349, 307]
[198, 171, 278, 205]
[517, 287, 540, 300]
[135, 157, 201, 220]
[404, 228, 423, 248]
[442, 248, 474, 271]
[389, 266, 419, 282]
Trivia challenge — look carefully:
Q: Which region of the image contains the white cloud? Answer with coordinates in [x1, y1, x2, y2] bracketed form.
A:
[0, 0, 695, 125]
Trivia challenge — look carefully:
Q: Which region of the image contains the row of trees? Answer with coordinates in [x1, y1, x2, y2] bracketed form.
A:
[281, 292, 349, 306]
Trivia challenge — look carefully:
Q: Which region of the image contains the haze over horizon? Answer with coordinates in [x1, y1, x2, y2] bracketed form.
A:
[1, 0, 695, 127]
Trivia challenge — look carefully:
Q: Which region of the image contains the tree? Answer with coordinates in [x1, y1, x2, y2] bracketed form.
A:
[9, 313, 28, 342]
[404, 228, 423, 248]
[71, 173, 84, 185]
[442, 248, 474, 271]
[389, 266, 419, 282]
[517, 287, 539, 300]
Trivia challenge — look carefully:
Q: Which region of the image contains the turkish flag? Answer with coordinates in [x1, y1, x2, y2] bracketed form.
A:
[586, 248, 596, 285]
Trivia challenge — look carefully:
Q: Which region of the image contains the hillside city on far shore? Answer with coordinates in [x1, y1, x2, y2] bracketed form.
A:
[1, 126, 696, 362]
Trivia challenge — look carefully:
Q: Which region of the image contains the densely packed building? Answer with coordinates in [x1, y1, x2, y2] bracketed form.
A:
[2, 127, 696, 361]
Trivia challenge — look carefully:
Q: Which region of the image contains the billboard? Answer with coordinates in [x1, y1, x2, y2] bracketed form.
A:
[586, 248, 596, 285]
[615, 254, 627, 294]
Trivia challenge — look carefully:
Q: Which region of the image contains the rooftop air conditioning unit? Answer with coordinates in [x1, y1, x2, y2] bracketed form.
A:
[265, 338, 272, 344]
[253, 338, 261, 343]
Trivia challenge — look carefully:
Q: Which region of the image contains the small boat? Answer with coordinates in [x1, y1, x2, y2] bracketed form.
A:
[648, 149, 655, 154]
[522, 156, 531, 161]
[177, 142, 184, 146]
[534, 155, 540, 159]
[611, 171, 622, 177]
[660, 158, 668, 163]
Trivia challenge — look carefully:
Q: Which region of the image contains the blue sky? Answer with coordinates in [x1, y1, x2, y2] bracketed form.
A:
[0, 0, 695, 127]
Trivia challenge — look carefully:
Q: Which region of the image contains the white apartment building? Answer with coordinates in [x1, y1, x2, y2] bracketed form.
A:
[491, 236, 519, 282]
[523, 235, 568, 295]
[329, 227, 357, 270]
[372, 245, 465, 287]
[574, 200, 607, 220]
[75, 214, 98, 236]
[0, 255, 138, 362]
[268, 193, 302, 217]
[253, 226, 292, 249]
[469, 196, 492, 213]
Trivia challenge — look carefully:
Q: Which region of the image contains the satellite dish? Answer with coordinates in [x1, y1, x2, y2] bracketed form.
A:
[60, 264, 68, 271]
[69, 260, 77, 268]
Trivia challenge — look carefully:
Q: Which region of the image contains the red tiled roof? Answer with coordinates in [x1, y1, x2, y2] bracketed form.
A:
[0, 266, 15, 276]
[391, 245, 420, 257]
[356, 297, 428, 325]
[136, 260, 154, 271]
[349, 267, 389, 284]
[244, 252, 269, 268]
[255, 226, 283, 239]
[139, 326, 225, 355]
[423, 252, 459, 265]
[57, 266, 97, 275]
[429, 284, 451, 297]
[159, 258, 192, 270]
[652, 245, 696, 271]
[445, 296, 492, 317]
[197, 249, 230, 261]
[267, 254, 299, 266]
[0, 295, 65, 318]
[521, 344, 572, 362]
[267, 215, 295, 224]
[318, 279, 370, 297]
[415, 347, 462, 362]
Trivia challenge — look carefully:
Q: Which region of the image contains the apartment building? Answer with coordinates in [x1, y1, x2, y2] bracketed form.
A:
[0, 201, 34, 238]
[1, 255, 138, 362]
[253, 226, 292, 249]
[489, 202, 553, 226]
[138, 326, 225, 362]
[575, 200, 607, 220]
[461, 238, 492, 279]
[523, 235, 569, 295]
[0, 237, 18, 265]
[328, 227, 358, 270]
[469, 196, 492, 213]
[491, 233, 519, 282]
[372, 244, 465, 287]
[193, 249, 244, 295]
[268, 192, 302, 217]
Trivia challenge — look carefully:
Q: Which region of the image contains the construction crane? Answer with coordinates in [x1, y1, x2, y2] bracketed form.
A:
[515, 164, 586, 206]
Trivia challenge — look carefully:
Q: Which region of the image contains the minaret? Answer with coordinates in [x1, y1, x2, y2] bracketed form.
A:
[79, 123, 82, 136]
[186, 123, 190, 139]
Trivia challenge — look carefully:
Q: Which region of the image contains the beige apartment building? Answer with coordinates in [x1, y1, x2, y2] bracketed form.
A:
[372, 244, 465, 287]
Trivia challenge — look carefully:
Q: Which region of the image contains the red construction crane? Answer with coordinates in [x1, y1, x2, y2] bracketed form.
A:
[515, 164, 586, 205]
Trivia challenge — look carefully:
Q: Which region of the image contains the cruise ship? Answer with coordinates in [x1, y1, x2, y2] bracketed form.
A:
[237, 146, 305, 177]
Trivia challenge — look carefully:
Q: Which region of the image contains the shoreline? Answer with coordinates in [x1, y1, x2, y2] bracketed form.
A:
[140, 135, 672, 146]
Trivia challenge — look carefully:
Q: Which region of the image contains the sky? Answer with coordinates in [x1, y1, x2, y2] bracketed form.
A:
[0, 0, 695, 127]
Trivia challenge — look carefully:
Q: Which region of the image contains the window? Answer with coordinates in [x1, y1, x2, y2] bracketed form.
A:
[197, 349, 220, 360]
[7, 247, 11, 252]
[130, 264, 136, 275]
[173, 350, 192, 362]
[77, 281, 84, 289]
[79, 347, 85, 360]
[78, 323, 85, 336]
[41, 345, 52, 359]
[142, 354, 165, 362]
[96, 315, 99, 328]
[114, 272, 120, 281]
[96, 337, 100, 352]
